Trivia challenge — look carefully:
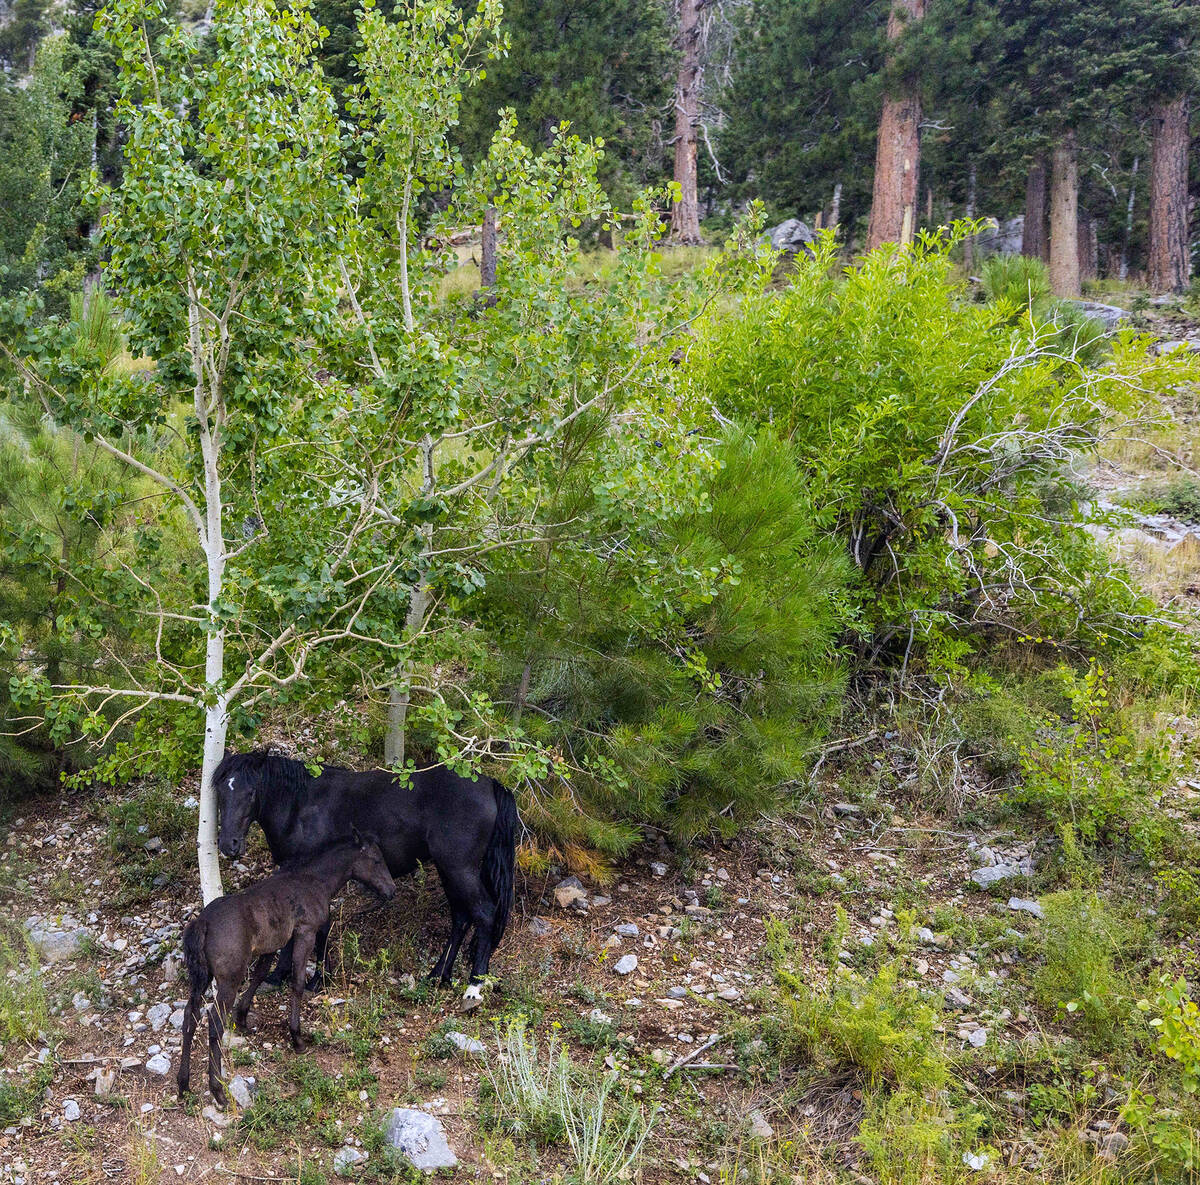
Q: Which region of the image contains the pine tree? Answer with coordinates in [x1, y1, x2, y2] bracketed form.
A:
[718, 0, 885, 235]
[455, 0, 674, 202]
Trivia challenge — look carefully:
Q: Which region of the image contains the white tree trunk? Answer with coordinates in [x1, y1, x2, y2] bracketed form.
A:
[198, 689, 228, 903]
[383, 575, 431, 769]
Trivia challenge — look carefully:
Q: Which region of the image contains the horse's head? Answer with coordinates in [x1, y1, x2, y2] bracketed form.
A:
[216, 759, 256, 859]
[349, 831, 396, 901]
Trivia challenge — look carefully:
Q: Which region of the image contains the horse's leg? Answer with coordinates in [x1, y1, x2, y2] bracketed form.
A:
[434, 864, 495, 1006]
[234, 953, 274, 1031]
[430, 907, 470, 984]
[207, 979, 237, 1106]
[306, 921, 333, 994]
[264, 936, 295, 988]
[288, 931, 316, 1051]
[177, 989, 204, 1098]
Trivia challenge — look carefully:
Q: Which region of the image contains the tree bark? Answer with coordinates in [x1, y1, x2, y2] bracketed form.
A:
[1022, 156, 1049, 262]
[963, 161, 977, 271]
[1049, 132, 1080, 297]
[480, 205, 498, 288]
[866, 0, 925, 250]
[669, 0, 703, 244]
[1120, 156, 1139, 281]
[1077, 210, 1097, 282]
[1148, 94, 1191, 293]
[829, 181, 842, 230]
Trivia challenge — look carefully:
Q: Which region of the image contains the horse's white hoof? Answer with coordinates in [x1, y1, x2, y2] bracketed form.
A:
[461, 984, 483, 1011]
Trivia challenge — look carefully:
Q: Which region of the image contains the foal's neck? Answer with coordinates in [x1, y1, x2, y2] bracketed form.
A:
[302, 846, 358, 900]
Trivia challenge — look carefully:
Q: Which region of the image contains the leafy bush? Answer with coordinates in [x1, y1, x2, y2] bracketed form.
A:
[686, 232, 1193, 677]
[1123, 977, 1200, 1178]
[1014, 662, 1177, 860]
[1131, 473, 1200, 522]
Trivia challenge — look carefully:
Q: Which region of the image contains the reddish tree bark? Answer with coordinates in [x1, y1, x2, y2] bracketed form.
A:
[1148, 94, 1191, 293]
[670, 0, 703, 244]
[866, 0, 925, 250]
[1049, 131, 1080, 296]
[480, 205, 498, 288]
[1022, 156, 1049, 262]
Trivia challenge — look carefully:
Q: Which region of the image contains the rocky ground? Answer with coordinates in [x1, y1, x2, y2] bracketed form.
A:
[2, 757, 1188, 1185]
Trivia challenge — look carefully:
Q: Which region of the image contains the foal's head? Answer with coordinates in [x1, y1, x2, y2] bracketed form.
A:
[216, 763, 257, 859]
[349, 834, 396, 901]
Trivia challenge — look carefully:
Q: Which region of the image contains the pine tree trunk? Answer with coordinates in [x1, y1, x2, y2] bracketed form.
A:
[670, 0, 703, 244]
[1023, 156, 1049, 262]
[480, 205, 498, 288]
[867, 0, 925, 250]
[1148, 94, 1191, 293]
[1049, 132, 1080, 296]
[829, 181, 842, 230]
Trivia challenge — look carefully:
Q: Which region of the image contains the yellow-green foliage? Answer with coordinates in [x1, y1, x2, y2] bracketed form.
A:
[768, 919, 945, 1092]
[0, 934, 48, 1045]
[1033, 890, 1139, 1047]
[857, 1087, 983, 1185]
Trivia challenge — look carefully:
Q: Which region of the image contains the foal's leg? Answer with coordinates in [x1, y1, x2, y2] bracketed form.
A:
[288, 931, 317, 1051]
[177, 988, 205, 1098]
[264, 937, 295, 987]
[234, 953, 275, 1031]
[207, 979, 237, 1106]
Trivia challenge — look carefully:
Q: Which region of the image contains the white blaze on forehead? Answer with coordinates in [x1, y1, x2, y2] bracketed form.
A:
[228, 777, 236, 793]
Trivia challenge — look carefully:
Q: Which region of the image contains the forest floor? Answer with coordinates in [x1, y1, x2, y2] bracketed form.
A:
[2, 293, 1200, 1185]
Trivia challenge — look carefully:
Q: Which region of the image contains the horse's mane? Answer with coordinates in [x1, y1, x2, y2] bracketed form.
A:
[211, 749, 337, 804]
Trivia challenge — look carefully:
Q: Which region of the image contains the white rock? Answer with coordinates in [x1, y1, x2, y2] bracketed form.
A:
[94, 1069, 116, 1097]
[169, 1009, 185, 1030]
[968, 1028, 988, 1048]
[229, 1075, 256, 1107]
[649, 862, 668, 877]
[202, 1104, 230, 1128]
[613, 954, 638, 975]
[747, 1109, 774, 1140]
[63, 1100, 81, 1122]
[1008, 897, 1044, 918]
[333, 1146, 368, 1176]
[147, 1003, 171, 1032]
[383, 1108, 457, 1171]
[144, 1054, 171, 1076]
[614, 923, 640, 938]
[445, 1031, 485, 1056]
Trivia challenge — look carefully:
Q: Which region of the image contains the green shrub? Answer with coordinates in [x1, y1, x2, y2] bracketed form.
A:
[475, 426, 850, 853]
[1014, 662, 1178, 860]
[686, 232, 1191, 678]
[0, 934, 48, 1045]
[857, 1086, 984, 1185]
[768, 918, 946, 1092]
[980, 254, 1107, 367]
[1033, 890, 1140, 1048]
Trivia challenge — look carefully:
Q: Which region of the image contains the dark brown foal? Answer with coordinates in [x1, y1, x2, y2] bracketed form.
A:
[177, 834, 395, 1105]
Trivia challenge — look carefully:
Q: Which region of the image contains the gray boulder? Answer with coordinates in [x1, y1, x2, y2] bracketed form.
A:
[1070, 301, 1129, 332]
[764, 218, 816, 255]
[383, 1108, 457, 1171]
[969, 216, 1024, 259]
[25, 915, 93, 963]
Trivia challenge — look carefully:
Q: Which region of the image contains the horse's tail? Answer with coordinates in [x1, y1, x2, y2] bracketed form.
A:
[482, 782, 518, 949]
[182, 914, 210, 997]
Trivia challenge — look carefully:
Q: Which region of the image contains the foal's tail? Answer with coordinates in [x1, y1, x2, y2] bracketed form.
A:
[182, 915, 210, 996]
[482, 782, 518, 948]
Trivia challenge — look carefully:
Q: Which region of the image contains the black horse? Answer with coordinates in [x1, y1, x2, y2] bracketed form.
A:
[213, 750, 517, 1007]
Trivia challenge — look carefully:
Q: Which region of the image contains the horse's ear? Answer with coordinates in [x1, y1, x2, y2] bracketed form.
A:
[351, 826, 364, 847]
